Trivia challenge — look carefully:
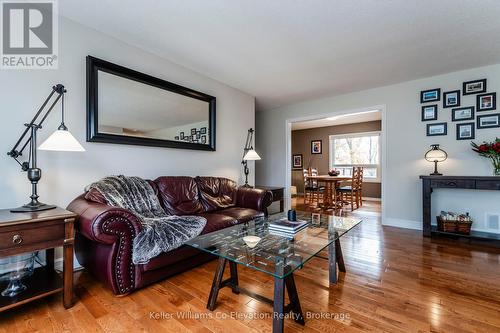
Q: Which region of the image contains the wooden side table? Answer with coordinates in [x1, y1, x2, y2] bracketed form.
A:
[0, 207, 76, 312]
[256, 186, 284, 213]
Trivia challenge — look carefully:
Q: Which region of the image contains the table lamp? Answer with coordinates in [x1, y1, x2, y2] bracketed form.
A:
[425, 144, 447, 176]
[241, 128, 261, 187]
[7, 84, 85, 212]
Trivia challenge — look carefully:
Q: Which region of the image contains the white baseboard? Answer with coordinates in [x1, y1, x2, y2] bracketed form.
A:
[363, 197, 381, 202]
[383, 218, 422, 230]
[54, 257, 84, 272]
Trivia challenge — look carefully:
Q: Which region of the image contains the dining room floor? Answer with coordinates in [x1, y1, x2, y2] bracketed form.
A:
[291, 195, 381, 217]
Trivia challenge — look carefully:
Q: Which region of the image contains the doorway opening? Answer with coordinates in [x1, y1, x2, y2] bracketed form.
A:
[285, 106, 386, 219]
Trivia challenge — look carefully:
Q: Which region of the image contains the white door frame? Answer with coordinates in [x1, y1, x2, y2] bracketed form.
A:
[284, 104, 387, 222]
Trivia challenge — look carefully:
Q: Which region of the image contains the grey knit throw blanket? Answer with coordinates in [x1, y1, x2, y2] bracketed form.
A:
[88, 175, 206, 264]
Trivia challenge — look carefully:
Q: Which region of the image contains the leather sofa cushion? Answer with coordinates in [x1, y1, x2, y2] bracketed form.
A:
[196, 177, 237, 212]
[218, 207, 264, 223]
[154, 176, 204, 215]
[199, 212, 238, 234]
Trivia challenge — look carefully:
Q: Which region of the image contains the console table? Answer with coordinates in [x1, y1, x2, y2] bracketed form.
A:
[0, 208, 76, 311]
[421, 175, 500, 245]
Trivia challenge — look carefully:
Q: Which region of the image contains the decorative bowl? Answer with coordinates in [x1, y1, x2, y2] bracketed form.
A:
[243, 236, 261, 248]
[328, 170, 340, 176]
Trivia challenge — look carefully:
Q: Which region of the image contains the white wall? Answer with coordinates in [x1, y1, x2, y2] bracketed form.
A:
[0, 17, 255, 211]
[256, 64, 500, 231]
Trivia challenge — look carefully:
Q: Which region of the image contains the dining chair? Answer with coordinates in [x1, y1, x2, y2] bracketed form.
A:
[303, 168, 324, 206]
[337, 167, 363, 211]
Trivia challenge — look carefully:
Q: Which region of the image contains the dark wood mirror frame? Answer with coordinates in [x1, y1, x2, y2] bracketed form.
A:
[86, 56, 216, 151]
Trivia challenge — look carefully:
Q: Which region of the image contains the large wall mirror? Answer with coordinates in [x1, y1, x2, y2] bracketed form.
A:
[87, 56, 216, 151]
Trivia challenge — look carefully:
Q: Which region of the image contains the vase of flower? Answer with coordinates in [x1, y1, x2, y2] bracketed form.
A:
[471, 138, 500, 176]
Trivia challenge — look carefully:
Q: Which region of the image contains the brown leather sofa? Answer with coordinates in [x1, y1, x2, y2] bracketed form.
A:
[67, 176, 272, 295]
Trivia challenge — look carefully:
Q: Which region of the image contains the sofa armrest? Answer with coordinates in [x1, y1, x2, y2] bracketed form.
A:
[67, 194, 142, 295]
[67, 194, 142, 244]
[236, 187, 273, 213]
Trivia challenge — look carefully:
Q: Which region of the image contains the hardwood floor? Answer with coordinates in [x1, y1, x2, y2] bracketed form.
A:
[2, 199, 500, 332]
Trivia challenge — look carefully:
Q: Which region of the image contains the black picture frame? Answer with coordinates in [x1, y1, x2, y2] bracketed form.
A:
[174, 136, 179, 140]
[292, 154, 303, 169]
[191, 128, 197, 135]
[200, 127, 207, 134]
[86, 56, 216, 151]
[477, 92, 496, 111]
[421, 104, 438, 121]
[451, 106, 474, 122]
[420, 88, 441, 103]
[426, 123, 447, 136]
[463, 79, 486, 95]
[311, 140, 322, 154]
[201, 135, 207, 144]
[443, 90, 461, 108]
[456, 122, 475, 140]
[179, 132, 185, 139]
[477, 113, 500, 129]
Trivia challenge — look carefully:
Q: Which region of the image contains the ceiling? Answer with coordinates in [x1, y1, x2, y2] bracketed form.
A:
[60, 1, 500, 111]
[291, 110, 381, 130]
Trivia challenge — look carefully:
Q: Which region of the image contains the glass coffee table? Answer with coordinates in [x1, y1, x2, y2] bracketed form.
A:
[185, 212, 362, 333]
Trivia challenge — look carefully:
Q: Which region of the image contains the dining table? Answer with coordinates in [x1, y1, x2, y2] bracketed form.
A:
[306, 175, 352, 210]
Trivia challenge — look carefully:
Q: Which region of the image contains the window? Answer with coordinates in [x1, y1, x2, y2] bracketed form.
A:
[329, 132, 381, 182]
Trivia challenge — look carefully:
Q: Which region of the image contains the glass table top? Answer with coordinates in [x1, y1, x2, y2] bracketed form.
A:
[185, 212, 362, 279]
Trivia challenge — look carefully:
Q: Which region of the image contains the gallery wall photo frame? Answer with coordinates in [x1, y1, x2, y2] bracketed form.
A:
[477, 113, 500, 129]
[292, 154, 303, 169]
[456, 122, 475, 140]
[420, 88, 441, 103]
[443, 90, 461, 108]
[477, 92, 496, 111]
[421, 104, 438, 121]
[426, 122, 447, 136]
[451, 106, 474, 122]
[463, 79, 486, 95]
[311, 140, 322, 154]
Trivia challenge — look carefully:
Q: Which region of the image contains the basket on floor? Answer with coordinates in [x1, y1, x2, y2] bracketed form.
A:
[437, 216, 472, 235]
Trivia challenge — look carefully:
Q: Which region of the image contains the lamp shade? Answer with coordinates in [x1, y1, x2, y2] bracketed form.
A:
[38, 129, 85, 152]
[243, 149, 261, 161]
[424, 144, 447, 162]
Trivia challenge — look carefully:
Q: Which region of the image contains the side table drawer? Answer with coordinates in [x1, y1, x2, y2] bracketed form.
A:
[0, 223, 65, 251]
[430, 179, 475, 189]
[476, 180, 500, 190]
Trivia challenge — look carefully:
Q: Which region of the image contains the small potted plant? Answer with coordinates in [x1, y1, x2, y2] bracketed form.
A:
[471, 138, 500, 176]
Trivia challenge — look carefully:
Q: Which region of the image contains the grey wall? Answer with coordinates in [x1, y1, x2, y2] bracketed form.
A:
[291, 121, 381, 197]
[1, 17, 255, 212]
[0, 17, 255, 264]
[256, 63, 500, 232]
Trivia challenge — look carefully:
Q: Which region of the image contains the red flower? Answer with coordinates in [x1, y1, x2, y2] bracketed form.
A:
[479, 144, 489, 152]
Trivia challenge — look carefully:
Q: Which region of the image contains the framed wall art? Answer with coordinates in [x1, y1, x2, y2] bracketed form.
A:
[477, 92, 496, 111]
[420, 88, 441, 103]
[443, 90, 460, 108]
[463, 79, 486, 95]
[311, 140, 322, 154]
[426, 123, 447, 136]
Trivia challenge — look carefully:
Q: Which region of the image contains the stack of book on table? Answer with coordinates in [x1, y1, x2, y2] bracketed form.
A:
[268, 218, 309, 238]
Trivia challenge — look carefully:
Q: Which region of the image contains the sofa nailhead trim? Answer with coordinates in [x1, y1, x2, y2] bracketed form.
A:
[102, 217, 136, 294]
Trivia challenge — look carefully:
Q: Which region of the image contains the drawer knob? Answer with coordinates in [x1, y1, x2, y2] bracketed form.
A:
[12, 234, 23, 245]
